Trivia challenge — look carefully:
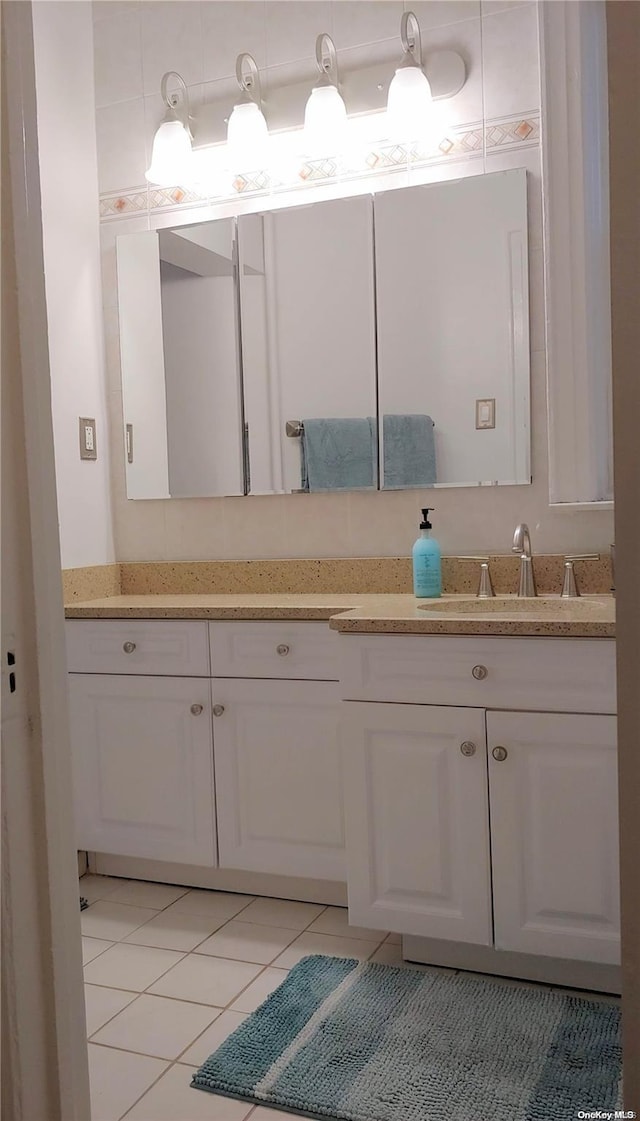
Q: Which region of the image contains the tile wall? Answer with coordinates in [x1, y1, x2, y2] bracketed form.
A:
[94, 0, 615, 560]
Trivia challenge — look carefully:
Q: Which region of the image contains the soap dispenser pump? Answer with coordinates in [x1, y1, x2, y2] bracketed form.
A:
[412, 508, 442, 598]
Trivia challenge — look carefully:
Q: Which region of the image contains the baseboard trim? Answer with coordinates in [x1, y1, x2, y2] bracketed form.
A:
[91, 853, 348, 907]
[403, 935, 621, 994]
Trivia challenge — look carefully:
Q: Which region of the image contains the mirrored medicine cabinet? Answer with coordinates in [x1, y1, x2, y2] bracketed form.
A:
[116, 167, 530, 500]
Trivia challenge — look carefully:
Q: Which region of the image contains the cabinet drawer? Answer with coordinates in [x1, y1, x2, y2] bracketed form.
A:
[210, 621, 339, 680]
[339, 635, 616, 714]
[66, 620, 210, 677]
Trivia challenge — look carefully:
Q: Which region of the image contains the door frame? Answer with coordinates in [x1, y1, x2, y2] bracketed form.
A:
[607, 0, 640, 1108]
[2, 3, 90, 1118]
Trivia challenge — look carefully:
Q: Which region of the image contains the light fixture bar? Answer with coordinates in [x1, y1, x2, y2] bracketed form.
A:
[155, 49, 466, 150]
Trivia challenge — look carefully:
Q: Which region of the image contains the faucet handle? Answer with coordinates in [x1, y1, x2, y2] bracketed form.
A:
[561, 554, 599, 599]
[459, 557, 495, 599]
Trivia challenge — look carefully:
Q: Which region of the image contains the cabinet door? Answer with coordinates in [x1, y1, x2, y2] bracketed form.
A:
[69, 675, 216, 866]
[212, 679, 344, 880]
[487, 711, 620, 964]
[342, 702, 492, 943]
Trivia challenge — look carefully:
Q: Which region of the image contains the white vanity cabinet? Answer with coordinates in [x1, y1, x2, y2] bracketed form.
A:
[342, 701, 492, 945]
[209, 623, 345, 882]
[487, 710, 619, 965]
[66, 618, 344, 883]
[339, 634, 620, 969]
[66, 621, 216, 866]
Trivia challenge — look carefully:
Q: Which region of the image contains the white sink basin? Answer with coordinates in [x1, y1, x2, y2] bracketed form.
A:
[418, 596, 611, 615]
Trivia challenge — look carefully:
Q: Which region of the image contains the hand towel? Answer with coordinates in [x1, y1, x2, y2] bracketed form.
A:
[301, 417, 377, 492]
[383, 413, 436, 488]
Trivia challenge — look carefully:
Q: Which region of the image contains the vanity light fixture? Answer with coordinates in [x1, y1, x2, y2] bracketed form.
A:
[386, 11, 434, 142]
[303, 34, 348, 158]
[227, 53, 269, 171]
[145, 71, 194, 186]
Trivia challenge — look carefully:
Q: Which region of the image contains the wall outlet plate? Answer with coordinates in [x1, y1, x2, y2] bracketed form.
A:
[475, 398, 496, 430]
[79, 417, 97, 460]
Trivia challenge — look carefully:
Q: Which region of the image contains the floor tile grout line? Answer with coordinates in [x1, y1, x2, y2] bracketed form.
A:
[116, 1054, 175, 1121]
[82, 937, 117, 966]
[83, 877, 392, 1117]
[115, 1056, 254, 1121]
[86, 990, 223, 1047]
[157, 899, 338, 1067]
[95, 894, 336, 1073]
[85, 987, 139, 1040]
[87, 995, 221, 1063]
[85, 947, 192, 998]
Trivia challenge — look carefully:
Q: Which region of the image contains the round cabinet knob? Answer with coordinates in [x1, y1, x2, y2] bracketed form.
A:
[460, 741, 476, 757]
[212, 704, 225, 717]
[190, 703, 204, 716]
[471, 664, 488, 681]
[492, 746, 508, 762]
[122, 641, 136, 654]
[276, 644, 290, 657]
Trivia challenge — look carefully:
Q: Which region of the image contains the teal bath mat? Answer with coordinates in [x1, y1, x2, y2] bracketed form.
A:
[192, 955, 621, 1121]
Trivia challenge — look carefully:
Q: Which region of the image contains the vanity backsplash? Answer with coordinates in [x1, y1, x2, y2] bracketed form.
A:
[62, 554, 613, 602]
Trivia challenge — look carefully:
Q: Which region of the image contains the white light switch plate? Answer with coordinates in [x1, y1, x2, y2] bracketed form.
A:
[475, 398, 496, 430]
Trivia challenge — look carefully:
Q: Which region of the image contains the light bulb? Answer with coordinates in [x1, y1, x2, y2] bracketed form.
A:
[386, 64, 434, 143]
[145, 118, 193, 186]
[226, 100, 270, 172]
[303, 84, 348, 159]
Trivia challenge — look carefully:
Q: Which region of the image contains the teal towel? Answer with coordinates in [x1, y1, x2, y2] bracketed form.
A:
[383, 413, 436, 488]
[301, 417, 377, 492]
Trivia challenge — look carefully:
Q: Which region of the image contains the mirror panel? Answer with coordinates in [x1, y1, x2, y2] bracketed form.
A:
[238, 196, 377, 494]
[115, 170, 530, 499]
[375, 169, 530, 488]
[117, 219, 245, 499]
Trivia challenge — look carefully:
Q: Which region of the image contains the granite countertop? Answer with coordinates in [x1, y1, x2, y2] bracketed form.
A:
[64, 593, 615, 638]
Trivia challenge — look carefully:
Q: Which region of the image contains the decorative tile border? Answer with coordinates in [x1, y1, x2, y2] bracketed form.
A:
[147, 185, 210, 210]
[99, 112, 541, 223]
[99, 191, 148, 219]
[232, 170, 272, 193]
[486, 114, 541, 149]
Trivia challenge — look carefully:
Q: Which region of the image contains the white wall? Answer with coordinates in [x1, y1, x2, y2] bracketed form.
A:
[93, 0, 614, 561]
[33, 0, 114, 568]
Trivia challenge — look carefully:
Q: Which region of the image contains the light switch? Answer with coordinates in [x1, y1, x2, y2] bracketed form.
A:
[475, 398, 496, 430]
[79, 417, 97, 460]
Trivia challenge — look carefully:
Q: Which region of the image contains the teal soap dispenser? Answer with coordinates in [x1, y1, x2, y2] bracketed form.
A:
[412, 508, 442, 598]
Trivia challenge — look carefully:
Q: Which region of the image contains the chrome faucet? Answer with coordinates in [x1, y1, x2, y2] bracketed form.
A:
[512, 523, 537, 597]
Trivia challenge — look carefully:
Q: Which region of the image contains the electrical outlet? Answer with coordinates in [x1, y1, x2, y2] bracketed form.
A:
[79, 417, 97, 460]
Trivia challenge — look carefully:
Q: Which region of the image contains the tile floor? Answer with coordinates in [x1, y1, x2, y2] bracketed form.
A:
[81, 874, 401, 1121]
[81, 874, 619, 1121]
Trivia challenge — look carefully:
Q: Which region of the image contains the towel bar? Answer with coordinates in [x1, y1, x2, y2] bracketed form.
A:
[285, 418, 434, 437]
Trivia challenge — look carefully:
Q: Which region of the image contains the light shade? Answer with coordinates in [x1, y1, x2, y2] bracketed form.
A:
[145, 118, 193, 186]
[226, 100, 270, 172]
[303, 84, 348, 158]
[386, 64, 434, 143]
